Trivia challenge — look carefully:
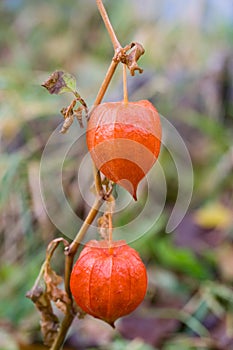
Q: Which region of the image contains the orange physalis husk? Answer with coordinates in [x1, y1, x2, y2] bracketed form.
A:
[70, 240, 148, 327]
[86, 100, 162, 200]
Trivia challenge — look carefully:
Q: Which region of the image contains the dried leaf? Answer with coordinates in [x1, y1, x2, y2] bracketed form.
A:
[44, 263, 71, 314]
[42, 72, 88, 133]
[60, 98, 88, 133]
[126, 42, 145, 76]
[97, 200, 115, 240]
[42, 70, 77, 95]
[26, 286, 60, 347]
[73, 105, 88, 128]
[60, 114, 74, 134]
[27, 238, 73, 347]
[98, 213, 110, 240]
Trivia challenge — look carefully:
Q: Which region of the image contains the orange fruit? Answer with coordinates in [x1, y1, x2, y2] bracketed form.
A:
[70, 240, 147, 327]
[86, 100, 161, 200]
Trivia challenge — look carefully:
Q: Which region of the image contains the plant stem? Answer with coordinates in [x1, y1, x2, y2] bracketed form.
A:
[123, 64, 128, 104]
[94, 59, 118, 106]
[68, 197, 104, 256]
[92, 59, 120, 195]
[64, 197, 104, 293]
[92, 161, 103, 196]
[53, 51, 120, 350]
[50, 312, 74, 350]
[52, 198, 103, 350]
[50, 2, 125, 349]
[93, 61, 122, 191]
[96, 0, 121, 50]
[64, 254, 73, 298]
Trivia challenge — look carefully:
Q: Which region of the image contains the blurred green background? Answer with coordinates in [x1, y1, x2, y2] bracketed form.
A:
[0, 0, 233, 349]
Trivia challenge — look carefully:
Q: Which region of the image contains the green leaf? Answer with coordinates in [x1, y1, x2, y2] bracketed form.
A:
[41, 70, 77, 95]
[152, 238, 210, 280]
[62, 71, 77, 92]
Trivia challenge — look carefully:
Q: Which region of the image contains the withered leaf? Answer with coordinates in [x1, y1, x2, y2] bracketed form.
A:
[74, 105, 88, 128]
[98, 200, 114, 240]
[126, 42, 145, 76]
[98, 213, 110, 240]
[42, 70, 77, 95]
[26, 286, 60, 347]
[27, 238, 73, 347]
[60, 114, 74, 134]
[44, 263, 71, 314]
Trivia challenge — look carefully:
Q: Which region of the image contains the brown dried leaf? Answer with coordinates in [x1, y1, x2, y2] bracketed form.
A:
[60, 98, 88, 133]
[126, 42, 145, 76]
[98, 213, 109, 240]
[40, 299, 60, 346]
[60, 114, 74, 134]
[44, 263, 71, 314]
[74, 105, 88, 128]
[27, 238, 72, 347]
[26, 286, 60, 347]
[42, 70, 76, 95]
[97, 200, 114, 240]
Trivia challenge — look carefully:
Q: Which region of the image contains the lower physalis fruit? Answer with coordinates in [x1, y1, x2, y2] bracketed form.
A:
[70, 240, 147, 327]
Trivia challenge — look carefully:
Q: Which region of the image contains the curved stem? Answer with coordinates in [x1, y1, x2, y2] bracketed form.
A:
[96, 0, 121, 50]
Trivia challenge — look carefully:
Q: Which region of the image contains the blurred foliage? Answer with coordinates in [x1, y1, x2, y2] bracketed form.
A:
[0, 0, 233, 349]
